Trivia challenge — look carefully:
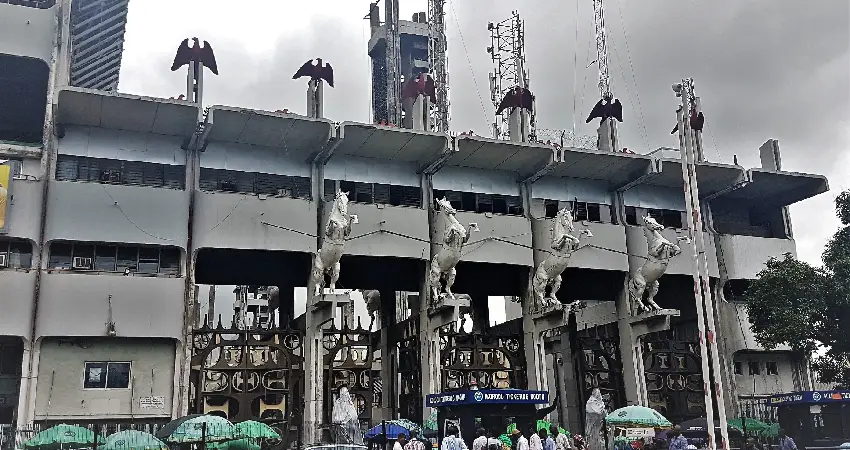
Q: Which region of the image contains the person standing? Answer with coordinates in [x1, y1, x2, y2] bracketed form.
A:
[513, 429, 530, 450]
[778, 430, 797, 450]
[539, 429, 555, 450]
[405, 431, 427, 450]
[530, 427, 544, 450]
[486, 428, 504, 450]
[668, 428, 688, 450]
[443, 426, 469, 450]
[550, 425, 571, 450]
[395, 433, 408, 450]
[473, 428, 488, 450]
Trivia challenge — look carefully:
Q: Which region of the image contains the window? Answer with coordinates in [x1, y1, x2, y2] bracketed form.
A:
[55, 155, 185, 190]
[748, 361, 760, 375]
[647, 208, 684, 229]
[325, 179, 421, 207]
[574, 202, 602, 222]
[49, 242, 181, 275]
[0, 0, 56, 8]
[543, 200, 559, 219]
[625, 207, 638, 226]
[433, 190, 523, 215]
[733, 362, 742, 375]
[0, 239, 33, 269]
[766, 361, 778, 375]
[199, 168, 311, 200]
[84, 362, 131, 389]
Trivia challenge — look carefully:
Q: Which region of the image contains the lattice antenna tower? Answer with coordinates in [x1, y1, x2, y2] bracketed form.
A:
[385, 0, 402, 125]
[487, 11, 532, 140]
[428, 0, 450, 133]
[592, 0, 612, 99]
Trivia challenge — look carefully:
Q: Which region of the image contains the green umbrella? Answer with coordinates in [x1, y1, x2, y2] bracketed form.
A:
[499, 434, 512, 448]
[24, 424, 103, 450]
[159, 415, 236, 443]
[424, 410, 438, 431]
[234, 421, 280, 440]
[759, 423, 780, 438]
[206, 439, 261, 450]
[605, 406, 672, 428]
[727, 418, 770, 434]
[99, 430, 167, 450]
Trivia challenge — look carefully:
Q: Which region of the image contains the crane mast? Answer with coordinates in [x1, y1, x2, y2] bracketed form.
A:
[428, 0, 450, 133]
[592, 0, 611, 99]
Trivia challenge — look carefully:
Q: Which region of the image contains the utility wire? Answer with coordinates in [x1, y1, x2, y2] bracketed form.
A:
[448, 0, 491, 133]
[101, 184, 174, 242]
[613, 0, 650, 152]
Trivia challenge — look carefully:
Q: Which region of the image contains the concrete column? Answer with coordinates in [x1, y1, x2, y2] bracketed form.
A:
[307, 80, 324, 119]
[557, 334, 583, 433]
[615, 284, 644, 405]
[596, 119, 618, 152]
[471, 293, 489, 332]
[521, 290, 548, 392]
[377, 289, 396, 421]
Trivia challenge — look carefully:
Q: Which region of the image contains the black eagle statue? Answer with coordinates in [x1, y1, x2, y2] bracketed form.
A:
[402, 72, 437, 103]
[586, 95, 623, 124]
[496, 86, 534, 115]
[292, 58, 334, 87]
[170, 38, 218, 75]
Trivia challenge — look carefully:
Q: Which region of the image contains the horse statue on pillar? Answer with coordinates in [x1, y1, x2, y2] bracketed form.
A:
[532, 207, 591, 310]
[428, 197, 478, 304]
[628, 215, 682, 313]
[310, 190, 357, 297]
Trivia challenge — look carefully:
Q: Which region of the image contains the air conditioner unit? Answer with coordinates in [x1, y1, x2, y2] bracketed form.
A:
[275, 188, 292, 198]
[71, 257, 93, 270]
[0, 254, 6, 268]
[100, 170, 120, 183]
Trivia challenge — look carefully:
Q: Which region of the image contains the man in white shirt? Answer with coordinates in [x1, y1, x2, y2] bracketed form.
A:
[473, 428, 488, 450]
[550, 425, 571, 450]
[442, 425, 469, 450]
[394, 433, 407, 450]
[512, 429, 530, 450]
[529, 427, 543, 450]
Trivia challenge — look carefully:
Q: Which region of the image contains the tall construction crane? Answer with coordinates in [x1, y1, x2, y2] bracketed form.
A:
[587, 0, 622, 152]
[428, 0, 450, 133]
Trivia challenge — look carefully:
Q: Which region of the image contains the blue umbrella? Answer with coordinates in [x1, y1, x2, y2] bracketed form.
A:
[364, 420, 422, 440]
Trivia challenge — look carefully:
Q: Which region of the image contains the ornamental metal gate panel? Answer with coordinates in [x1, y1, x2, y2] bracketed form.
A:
[190, 322, 304, 448]
[439, 326, 526, 391]
[642, 323, 706, 424]
[395, 317, 421, 422]
[574, 323, 625, 414]
[322, 320, 374, 426]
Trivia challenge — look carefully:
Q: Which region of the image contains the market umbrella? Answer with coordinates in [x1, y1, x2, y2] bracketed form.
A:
[727, 418, 770, 435]
[99, 430, 167, 450]
[364, 419, 422, 439]
[24, 424, 104, 450]
[677, 418, 722, 438]
[759, 423, 780, 438]
[155, 414, 236, 443]
[234, 421, 280, 440]
[506, 421, 569, 437]
[206, 439, 262, 450]
[606, 406, 672, 428]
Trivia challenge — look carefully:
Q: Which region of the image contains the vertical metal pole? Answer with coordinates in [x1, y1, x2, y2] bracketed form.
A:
[675, 101, 716, 450]
[683, 81, 730, 450]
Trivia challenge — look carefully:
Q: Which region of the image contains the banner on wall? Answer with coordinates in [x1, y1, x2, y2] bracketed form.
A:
[0, 162, 10, 234]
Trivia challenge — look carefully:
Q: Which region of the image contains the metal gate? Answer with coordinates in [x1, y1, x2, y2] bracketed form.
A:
[642, 323, 706, 424]
[439, 325, 526, 391]
[190, 321, 304, 448]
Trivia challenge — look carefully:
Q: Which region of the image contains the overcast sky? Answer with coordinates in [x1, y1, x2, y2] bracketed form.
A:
[118, 0, 848, 266]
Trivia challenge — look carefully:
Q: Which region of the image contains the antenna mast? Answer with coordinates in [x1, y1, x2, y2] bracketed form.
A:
[428, 0, 450, 133]
[487, 11, 534, 141]
[592, 0, 611, 99]
[384, 0, 402, 125]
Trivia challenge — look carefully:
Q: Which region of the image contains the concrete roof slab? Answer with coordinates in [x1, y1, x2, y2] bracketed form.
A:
[547, 147, 654, 187]
[57, 87, 200, 137]
[206, 106, 334, 162]
[334, 122, 450, 170]
[723, 169, 828, 206]
[649, 159, 747, 198]
[450, 136, 556, 178]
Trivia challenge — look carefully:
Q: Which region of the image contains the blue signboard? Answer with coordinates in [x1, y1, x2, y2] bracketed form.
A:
[767, 390, 850, 406]
[426, 389, 550, 407]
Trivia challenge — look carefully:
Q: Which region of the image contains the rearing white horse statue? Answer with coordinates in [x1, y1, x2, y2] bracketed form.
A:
[310, 190, 357, 297]
[532, 208, 591, 309]
[428, 198, 478, 303]
[628, 215, 682, 312]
